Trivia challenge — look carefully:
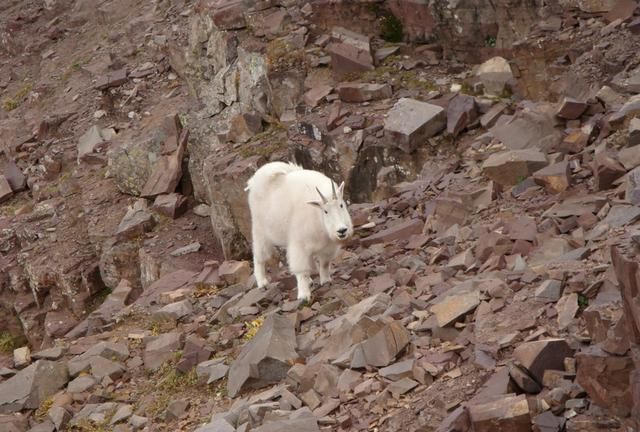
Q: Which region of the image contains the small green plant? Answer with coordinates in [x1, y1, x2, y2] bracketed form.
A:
[485, 36, 497, 48]
[380, 13, 403, 43]
[578, 294, 589, 309]
[516, 175, 527, 184]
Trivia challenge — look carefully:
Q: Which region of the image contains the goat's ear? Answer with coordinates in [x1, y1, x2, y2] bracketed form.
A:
[337, 181, 345, 198]
[307, 200, 323, 209]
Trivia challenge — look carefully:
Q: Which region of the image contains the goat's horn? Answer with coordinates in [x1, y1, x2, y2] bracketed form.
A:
[331, 181, 337, 199]
[316, 187, 327, 203]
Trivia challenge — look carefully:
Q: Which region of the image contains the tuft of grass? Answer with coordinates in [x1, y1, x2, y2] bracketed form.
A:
[243, 316, 265, 341]
[192, 282, 220, 298]
[34, 398, 53, 421]
[15, 83, 32, 100]
[2, 98, 18, 111]
[0, 331, 26, 354]
[237, 122, 288, 159]
[145, 363, 199, 418]
[265, 39, 307, 73]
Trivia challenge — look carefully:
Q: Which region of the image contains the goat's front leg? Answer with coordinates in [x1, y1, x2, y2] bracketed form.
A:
[318, 257, 332, 285]
[287, 243, 313, 302]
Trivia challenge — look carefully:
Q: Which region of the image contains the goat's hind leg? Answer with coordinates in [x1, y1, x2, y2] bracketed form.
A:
[251, 227, 273, 288]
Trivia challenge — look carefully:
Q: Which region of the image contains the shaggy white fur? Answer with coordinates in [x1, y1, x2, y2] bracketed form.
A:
[246, 162, 354, 301]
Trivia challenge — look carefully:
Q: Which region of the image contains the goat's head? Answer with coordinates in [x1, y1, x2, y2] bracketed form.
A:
[307, 181, 354, 242]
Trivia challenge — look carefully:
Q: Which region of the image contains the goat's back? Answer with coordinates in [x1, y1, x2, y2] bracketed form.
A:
[247, 163, 335, 245]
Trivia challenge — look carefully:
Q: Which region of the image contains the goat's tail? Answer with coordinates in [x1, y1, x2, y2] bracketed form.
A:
[245, 161, 302, 193]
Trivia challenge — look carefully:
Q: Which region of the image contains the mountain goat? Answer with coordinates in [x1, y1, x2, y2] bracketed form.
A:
[245, 162, 354, 302]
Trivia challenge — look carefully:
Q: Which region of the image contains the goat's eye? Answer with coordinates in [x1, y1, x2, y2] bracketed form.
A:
[340, 204, 343, 208]
[324, 210, 328, 214]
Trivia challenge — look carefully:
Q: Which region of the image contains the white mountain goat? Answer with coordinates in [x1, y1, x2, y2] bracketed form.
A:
[245, 162, 354, 301]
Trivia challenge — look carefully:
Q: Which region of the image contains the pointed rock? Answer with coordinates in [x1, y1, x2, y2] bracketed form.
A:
[0, 360, 68, 413]
[476, 57, 513, 97]
[576, 345, 633, 417]
[326, 27, 374, 76]
[0, 176, 13, 203]
[556, 97, 588, 120]
[513, 339, 573, 383]
[227, 314, 298, 397]
[594, 151, 626, 190]
[533, 161, 571, 194]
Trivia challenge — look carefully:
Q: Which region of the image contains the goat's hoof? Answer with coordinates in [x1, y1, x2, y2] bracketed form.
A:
[320, 278, 331, 286]
[256, 278, 269, 288]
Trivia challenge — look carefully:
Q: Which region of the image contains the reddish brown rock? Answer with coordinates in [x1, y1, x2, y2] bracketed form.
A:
[141, 128, 188, 198]
[3, 160, 26, 192]
[468, 394, 531, 432]
[326, 27, 374, 76]
[611, 243, 640, 427]
[513, 339, 574, 383]
[153, 193, 188, 219]
[218, 112, 263, 144]
[360, 218, 423, 247]
[626, 167, 640, 205]
[337, 82, 392, 103]
[482, 149, 548, 186]
[218, 260, 251, 285]
[480, 102, 507, 129]
[558, 130, 589, 153]
[95, 68, 128, 90]
[0, 176, 12, 203]
[583, 284, 629, 355]
[604, 0, 637, 23]
[576, 345, 633, 417]
[447, 94, 477, 137]
[593, 151, 626, 191]
[387, 0, 436, 42]
[532, 161, 571, 194]
[198, 0, 248, 30]
[304, 85, 332, 108]
[556, 97, 588, 120]
[227, 314, 298, 397]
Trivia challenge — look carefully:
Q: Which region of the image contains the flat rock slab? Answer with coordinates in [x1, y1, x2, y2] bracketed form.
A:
[227, 313, 298, 397]
[361, 218, 423, 247]
[384, 98, 446, 153]
[0, 360, 68, 413]
[337, 82, 392, 103]
[431, 290, 480, 327]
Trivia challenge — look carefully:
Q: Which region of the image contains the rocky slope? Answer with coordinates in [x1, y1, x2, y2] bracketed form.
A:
[1, 0, 640, 431]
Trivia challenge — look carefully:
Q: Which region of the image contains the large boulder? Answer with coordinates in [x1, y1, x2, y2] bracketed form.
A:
[476, 56, 514, 97]
[0, 360, 68, 414]
[384, 98, 446, 153]
[203, 154, 265, 260]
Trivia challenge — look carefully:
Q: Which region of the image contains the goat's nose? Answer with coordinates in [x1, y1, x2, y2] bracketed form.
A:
[337, 227, 348, 235]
